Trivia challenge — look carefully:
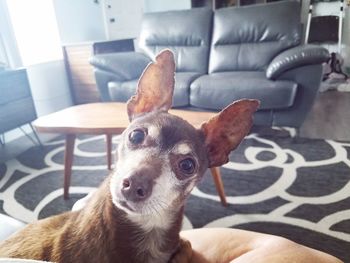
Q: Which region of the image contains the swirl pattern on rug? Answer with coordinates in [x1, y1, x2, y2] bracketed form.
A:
[0, 132, 349, 261]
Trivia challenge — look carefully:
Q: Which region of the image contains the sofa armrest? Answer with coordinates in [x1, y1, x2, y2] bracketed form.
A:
[266, 45, 329, 79]
[92, 39, 135, 54]
[90, 52, 151, 81]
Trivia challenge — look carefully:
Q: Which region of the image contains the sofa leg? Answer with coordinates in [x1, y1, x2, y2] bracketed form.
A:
[290, 127, 300, 138]
[291, 128, 303, 144]
[274, 127, 299, 138]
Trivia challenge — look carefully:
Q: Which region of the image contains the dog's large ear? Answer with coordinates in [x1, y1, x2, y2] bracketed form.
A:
[127, 49, 175, 121]
[201, 99, 260, 168]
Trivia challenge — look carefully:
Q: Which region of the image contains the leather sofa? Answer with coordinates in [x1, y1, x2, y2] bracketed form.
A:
[90, 1, 329, 128]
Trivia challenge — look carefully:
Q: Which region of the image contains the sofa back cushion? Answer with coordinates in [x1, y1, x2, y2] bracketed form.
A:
[139, 8, 213, 74]
[209, 1, 301, 73]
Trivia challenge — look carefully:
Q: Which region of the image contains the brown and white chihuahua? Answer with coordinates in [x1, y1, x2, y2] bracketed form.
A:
[0, 50, 259, 263]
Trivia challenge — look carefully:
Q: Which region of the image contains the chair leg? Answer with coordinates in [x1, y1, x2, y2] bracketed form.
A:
[19, 124, 42, 147]
[210, 167, 227, 207]
[29, 123, 43, 146]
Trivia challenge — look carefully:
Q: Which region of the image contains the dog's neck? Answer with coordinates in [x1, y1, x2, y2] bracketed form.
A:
[79, 177, 183, 263]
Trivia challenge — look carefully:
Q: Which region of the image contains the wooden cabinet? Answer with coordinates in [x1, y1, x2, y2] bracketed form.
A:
[62, 43, 100, 104]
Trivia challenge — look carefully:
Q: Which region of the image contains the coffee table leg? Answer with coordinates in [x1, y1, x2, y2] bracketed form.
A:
[106, 134, 113, 170]
[64, 134, 76, 200]
[210, 167, 227, 207]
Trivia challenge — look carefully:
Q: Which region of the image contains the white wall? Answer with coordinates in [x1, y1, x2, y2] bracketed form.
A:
[99, 0, 191, 41]
[143, 0, 191, 13]
[103, 0, 144, 40]
[0, 0, 22, 68]
[53, 0, 191, 42]
[53, 0, 107, 43]
[2, 0, 73, 143]
[26, 60, 72, 117]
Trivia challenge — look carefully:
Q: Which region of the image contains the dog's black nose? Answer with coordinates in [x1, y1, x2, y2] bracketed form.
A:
[121, 174, 152, 202]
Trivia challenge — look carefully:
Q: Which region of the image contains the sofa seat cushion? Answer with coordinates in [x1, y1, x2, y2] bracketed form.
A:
[190, 72, 297, 110]
[108, 72, 201, 107]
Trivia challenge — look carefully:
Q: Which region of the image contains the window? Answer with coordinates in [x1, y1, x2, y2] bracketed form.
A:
[6, 0, 62, 66]
[0, 34, 9, 65]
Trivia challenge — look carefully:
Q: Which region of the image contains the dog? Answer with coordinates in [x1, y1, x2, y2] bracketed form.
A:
[0, 50, 259, 263]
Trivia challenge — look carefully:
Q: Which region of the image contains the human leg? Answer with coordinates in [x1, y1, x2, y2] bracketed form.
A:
[180, 228, 343, 263]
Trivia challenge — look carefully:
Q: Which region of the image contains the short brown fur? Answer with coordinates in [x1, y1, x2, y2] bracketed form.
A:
[0, 50, 259, 263]
[0, 178, 182, 263]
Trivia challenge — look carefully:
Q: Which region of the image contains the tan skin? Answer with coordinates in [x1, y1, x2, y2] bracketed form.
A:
[171, 228, 343, 263]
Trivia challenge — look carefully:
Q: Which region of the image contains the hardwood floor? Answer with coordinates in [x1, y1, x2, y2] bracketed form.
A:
[300, 91, 350, 141]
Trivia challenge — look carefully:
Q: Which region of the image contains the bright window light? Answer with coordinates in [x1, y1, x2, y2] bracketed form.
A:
[6, 0, 62, 66]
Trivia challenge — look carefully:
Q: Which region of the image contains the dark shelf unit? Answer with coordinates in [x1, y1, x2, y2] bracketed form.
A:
[192, 0, 287, 9]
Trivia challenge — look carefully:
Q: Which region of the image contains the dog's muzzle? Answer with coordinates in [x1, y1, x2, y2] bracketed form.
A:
[120, 171, 153, 203]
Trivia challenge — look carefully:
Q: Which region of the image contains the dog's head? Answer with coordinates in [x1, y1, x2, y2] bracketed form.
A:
[110, 50, 259, 217]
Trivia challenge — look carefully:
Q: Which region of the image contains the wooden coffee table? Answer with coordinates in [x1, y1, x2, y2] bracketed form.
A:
[33, 103, 227, 205]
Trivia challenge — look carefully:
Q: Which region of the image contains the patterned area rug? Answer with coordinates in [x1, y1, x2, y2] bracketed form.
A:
[0, 131, 349, 262]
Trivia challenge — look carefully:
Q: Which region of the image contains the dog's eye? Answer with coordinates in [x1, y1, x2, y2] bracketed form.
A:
[179, 158, 195, 175]
[129, 129, 145, 144]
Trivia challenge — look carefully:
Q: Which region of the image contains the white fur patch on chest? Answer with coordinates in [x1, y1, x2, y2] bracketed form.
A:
[127, 206, 174, 231]
[139, 231, 172, 263]
[128, 212, 174, 262]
